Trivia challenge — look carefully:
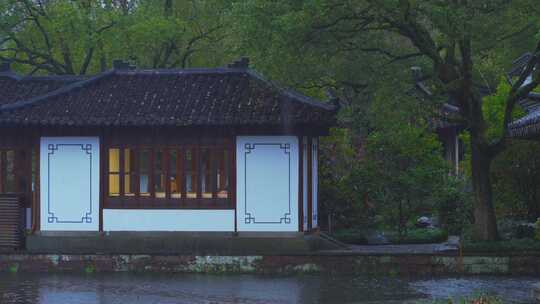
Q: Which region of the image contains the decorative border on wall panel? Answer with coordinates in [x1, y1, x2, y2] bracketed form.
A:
[244, 143, 291, 224]
[47, 144, 93, 224]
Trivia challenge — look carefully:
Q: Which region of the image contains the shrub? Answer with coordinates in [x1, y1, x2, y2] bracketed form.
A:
[436, 178, 474, 235]
[332, 229, 368, 245]
[463, 238, 540, 253]
[387, 228, 448, 244]
[535, 219, 540, 241]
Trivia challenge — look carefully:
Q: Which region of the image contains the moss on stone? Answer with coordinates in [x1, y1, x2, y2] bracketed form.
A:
[8, 263, 19, 273]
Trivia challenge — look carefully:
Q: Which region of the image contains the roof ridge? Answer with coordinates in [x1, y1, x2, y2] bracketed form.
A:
[244, 69, 336, 111]
[1, 70, 115, 111]
[115, 67, 248, 75]
[19, 75, 88, 82]
[0, 72, 22, 81]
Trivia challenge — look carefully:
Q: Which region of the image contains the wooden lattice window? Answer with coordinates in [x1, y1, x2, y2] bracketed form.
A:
[105, 141, 233, 209]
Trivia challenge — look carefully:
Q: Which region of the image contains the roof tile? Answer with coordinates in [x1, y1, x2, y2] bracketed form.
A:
[0, 68, 335, 128]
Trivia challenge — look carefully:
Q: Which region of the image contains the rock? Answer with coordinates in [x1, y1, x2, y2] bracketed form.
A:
[533, 282, 540, 303]
[435, 235, 459, 253]
[365, 230, 390, 245]
[416, 216, 433, 228]
[515, 223, 536, 239]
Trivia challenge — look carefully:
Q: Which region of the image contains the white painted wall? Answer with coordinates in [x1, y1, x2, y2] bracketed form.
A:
[103, 209, 234, 231]
[40, 137, 100, 231]
[312, 138, 318, 228]
[236, 136, 299, 232]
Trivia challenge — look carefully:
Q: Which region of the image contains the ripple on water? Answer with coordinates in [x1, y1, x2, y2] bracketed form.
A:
[0, 273, 538, 304]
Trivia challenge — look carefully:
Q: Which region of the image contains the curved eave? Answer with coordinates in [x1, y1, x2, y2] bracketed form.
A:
[509, 109, 540, 139]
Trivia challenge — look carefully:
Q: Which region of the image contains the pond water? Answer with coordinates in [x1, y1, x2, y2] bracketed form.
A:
[0, 273, 538, 304]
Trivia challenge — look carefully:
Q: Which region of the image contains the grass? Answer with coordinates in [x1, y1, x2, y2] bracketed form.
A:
[462, 238, 540, 254]
[332, 227, 448, 245]
[419, 294, 503, 304]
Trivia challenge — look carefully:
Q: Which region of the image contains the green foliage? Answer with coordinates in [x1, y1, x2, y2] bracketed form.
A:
[482, 79, 525, 142]
[535, 219, 540, 241]
[459, 79, 540, 225]
[363, 90, 450, 236]
[468, 79, 540, 222]
[491, 141, 540, 221]
[319, 128, 371, 229]
[463, 238, 540, 254]
[84, 264, 96, 274]
[0, 0, 233, 75]
[1, 0, 540, 240]
[332, 228, 368, 245]
[8, 264, 19, 273]
[435, 178, 474, 235]
[386, 228, 448, 244]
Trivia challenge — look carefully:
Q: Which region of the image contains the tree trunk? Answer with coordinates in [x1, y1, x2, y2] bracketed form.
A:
[470, 140, 499, 240]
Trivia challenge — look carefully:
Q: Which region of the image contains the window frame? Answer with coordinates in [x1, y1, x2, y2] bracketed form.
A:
[104, 139, 235, 210]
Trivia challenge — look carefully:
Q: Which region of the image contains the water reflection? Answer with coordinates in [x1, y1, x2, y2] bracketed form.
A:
[0, 273, 537, 304]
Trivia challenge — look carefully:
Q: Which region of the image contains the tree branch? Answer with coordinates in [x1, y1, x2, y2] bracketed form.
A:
[492, 41, 540, 156]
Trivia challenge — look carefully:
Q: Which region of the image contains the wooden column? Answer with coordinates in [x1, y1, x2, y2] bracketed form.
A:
[194, 146, 201, 198]
[119, 146, 125, 199]
[165, 148, 171, 199]
[307, 137, 313, 231]
[231, 137, 237, 233]
[298, 136, 304, 232]
[99, 135, 105, 232]
[179, 148, 186, 198]
[211, 148, 218, 199]
[34, 135, 41, 232]
[0, 151, 5, 193]
[315, 137, 320, 229]
[149, 148, 156, 198]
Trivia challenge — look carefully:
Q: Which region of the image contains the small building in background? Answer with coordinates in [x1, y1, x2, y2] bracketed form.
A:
[410, 66, 464, 175]
[0, 59, 336, 252]
[508, 53, 540, 139]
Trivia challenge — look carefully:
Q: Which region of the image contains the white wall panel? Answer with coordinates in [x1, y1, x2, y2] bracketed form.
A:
[236, 136, 299, 232]
[40, 137, 100, 231]
[103, 209, 234, 231]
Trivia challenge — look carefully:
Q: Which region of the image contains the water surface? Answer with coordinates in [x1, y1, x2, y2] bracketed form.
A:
[0, 273, 537, 304]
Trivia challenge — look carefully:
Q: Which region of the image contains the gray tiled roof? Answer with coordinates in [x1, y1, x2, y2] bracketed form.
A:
[0, 68, 336, 128]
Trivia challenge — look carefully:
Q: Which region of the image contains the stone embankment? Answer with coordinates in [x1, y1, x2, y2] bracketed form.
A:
[0, 253, 539, 275]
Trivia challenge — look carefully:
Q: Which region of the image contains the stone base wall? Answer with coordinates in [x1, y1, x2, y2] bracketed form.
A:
[1, 254, 540, 275]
